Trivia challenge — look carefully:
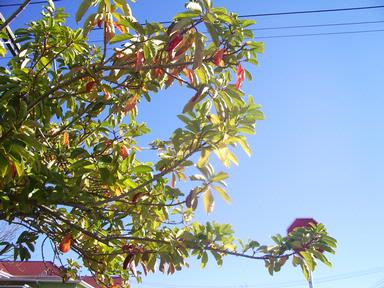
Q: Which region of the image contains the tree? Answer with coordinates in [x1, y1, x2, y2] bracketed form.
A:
[0, 0, 336, 286]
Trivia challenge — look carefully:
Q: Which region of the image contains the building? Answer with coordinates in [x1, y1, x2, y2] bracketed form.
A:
[0, 261, 100, 288]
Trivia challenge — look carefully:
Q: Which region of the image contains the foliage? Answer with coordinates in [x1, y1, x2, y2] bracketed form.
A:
[0, 0, 336, 286]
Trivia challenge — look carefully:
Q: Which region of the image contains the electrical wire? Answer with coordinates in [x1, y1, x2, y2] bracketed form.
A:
[0, 0, 62, 8]
[139, 267, 384, 288]
[252, 20, 384, 31]
[255, 28, 384, 39]
[1, 24, 384, 60]
[238, 5, 384, 18]
[117, 4, 384, 25]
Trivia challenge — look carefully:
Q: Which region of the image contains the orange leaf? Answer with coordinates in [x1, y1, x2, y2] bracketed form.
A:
[113, 21, 126, 33]
[120, 144, 129, 159]
[59, 234, 72, 253]
[63, 131, 69, 147]
[183, 68, 194, 85]
[171, 173, 176, 188]
[103, 86, 111, 100]
[124, 96, 137, 113]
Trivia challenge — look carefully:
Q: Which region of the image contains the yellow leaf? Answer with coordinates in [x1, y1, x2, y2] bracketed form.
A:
[237, 137, 252, 157]
[227, 151, 239, 166]
[197, 149, 210, 168]
[213, 145, 230, 167]
[212, 185, 231, 204]
[203, 189, 214, 214]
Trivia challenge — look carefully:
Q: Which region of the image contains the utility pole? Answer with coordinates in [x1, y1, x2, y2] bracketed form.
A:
[308, 270, 314, 288]
[0, 12, 20, 56]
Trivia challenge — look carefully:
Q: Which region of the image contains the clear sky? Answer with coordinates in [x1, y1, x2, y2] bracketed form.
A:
[2, 0, 384, 287]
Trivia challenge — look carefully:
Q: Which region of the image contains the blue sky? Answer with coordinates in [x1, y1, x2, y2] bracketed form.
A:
[2, 0, 384, 287]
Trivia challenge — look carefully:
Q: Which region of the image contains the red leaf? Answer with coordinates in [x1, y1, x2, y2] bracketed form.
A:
[10, 162, 17, 178]
[86, 81, 96, 93]
[132, 192, 146, 204]
[154, 68, 164, 78]
[123, 254, 134, 270]
[141, 263, 148, 276]
[236, 64, 245, 90]
[105, 21, 115, 43]
[97, 19, 103, 28]
[166, 33, 183, 59]
[135, 50, 144, 72]
[212, 49, 225, 67]
[129, 260, 138, 278]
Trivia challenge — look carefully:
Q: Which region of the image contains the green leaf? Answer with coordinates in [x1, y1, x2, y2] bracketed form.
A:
[205, 22, 219, 47]
[299, 251, 316, 271]
[182, 86, 209, 113]
[174, 11, 201, 20]
[312, 250, 332, 268]
[133, 165, 153, 174]
[114, 0, 132, 16]
[0, 41, 6, 57]
[203, 0, 212, 9]
[193, 33, 205, 70]
[76, 0, 92, 23]
[241, 19, 256, 28]
[210, 172, 229, 182]
[110, 33, 132, 44]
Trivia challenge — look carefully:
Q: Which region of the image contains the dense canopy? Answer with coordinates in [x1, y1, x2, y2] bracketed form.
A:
[0, 0, 336, 286]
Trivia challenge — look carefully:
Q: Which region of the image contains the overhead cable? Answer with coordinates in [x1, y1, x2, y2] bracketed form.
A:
[0, 0, 62, 8]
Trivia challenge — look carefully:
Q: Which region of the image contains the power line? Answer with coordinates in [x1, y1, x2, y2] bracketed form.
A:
[252, 20, 384, 31]
[2, 25, 384, 60]
[88, 27, 384, 44]
[0, 0, 62, 8]
[152, 5, 384, 25]
[90, 4, 384, 27]
[255, 28, 384, 39]
[139, 267, 384, 288]
[238, 5, 384, 18]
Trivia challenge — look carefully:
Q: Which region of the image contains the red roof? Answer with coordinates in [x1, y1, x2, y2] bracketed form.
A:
[0, 261, 61, 277]
[80, 276, 100, 287]
[81, 275, 123, 288]
[0, 262, 122, 288]
[287, 218, 318, 234]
